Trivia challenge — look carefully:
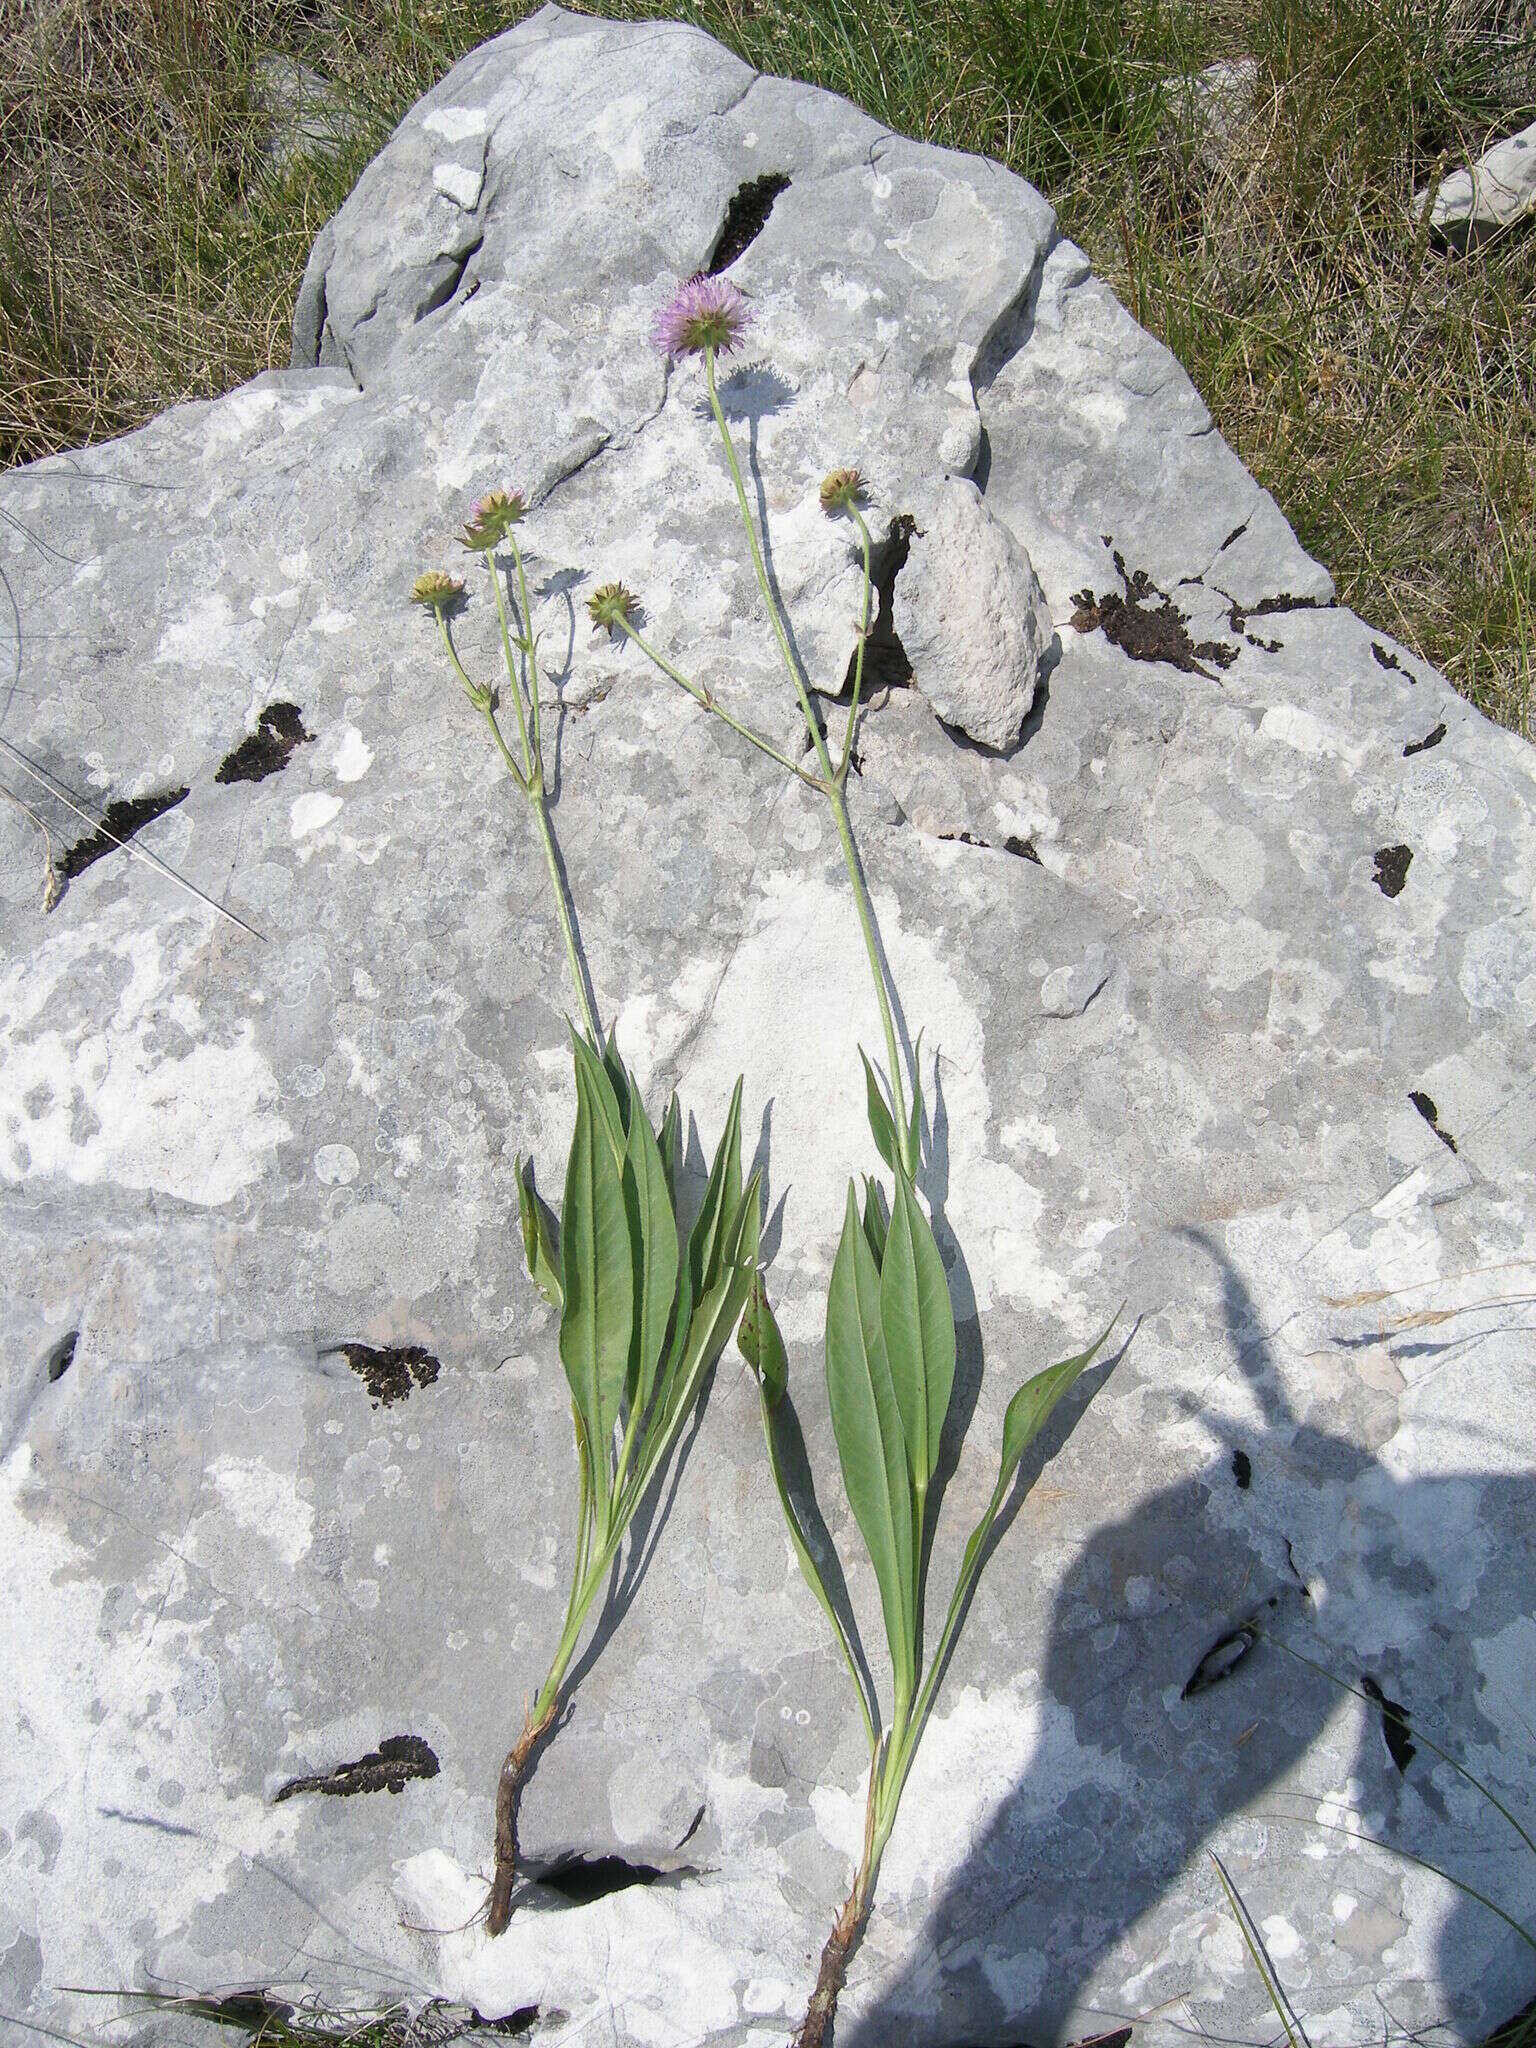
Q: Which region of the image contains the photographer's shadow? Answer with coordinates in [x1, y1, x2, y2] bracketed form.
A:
[848, 1228, 1536, 2046]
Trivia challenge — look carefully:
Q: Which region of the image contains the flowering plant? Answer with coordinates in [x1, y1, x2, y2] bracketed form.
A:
[415, 496, 760, 1932]
[596, 278, 1117, 2043]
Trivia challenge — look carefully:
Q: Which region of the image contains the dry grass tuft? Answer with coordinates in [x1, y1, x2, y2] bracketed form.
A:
[2, 0, 1533, 731]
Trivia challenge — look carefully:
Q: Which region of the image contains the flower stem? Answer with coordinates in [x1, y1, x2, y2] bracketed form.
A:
[477, 553, 601, 1044]
[837, 508, 874, 785]
[617, 617, 822, 787]
[703, 347, 914, 1172]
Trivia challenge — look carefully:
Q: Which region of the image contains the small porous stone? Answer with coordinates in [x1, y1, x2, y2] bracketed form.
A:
[893, 476, 1055, 752]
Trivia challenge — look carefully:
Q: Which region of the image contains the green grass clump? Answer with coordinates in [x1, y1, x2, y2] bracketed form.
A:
[3, 0, 1532, 729]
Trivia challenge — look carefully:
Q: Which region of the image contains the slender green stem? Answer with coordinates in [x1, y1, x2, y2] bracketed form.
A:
[825, 773, 914, 1174]
[508, 531, 544, 767]
[704, 346, 914, 1172]
[527, 776, 600, 1046]
[837, 507, 874, 786]
[486, 553, 537, 785]
[532, 1523, 621, 1724]
[617, 617, 821, 787]
[704, 347, 836, 783]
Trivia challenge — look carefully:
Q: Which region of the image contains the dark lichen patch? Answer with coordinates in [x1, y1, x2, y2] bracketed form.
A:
[1003, 834, 1041, 864]
[1227, 593, 1321, 634]
[1245, 632, 1283, 652]
[1409, 1090, 1458, 1153]
[539, 1853, 685, 1904]
[1360, 1675, 1416, 1775]
[53, 785, 189, 887]
[214, 701, 313, 785]
[1073, 553, 1236, 680]
[273, 1733, 439, 1803]
[327, 1341, 441, 1406]
[1373, 843, 1413, 898]
[45, 1330, 78, 1383]
[1371, 639, 1415, 679]
[1404, 721, 1446, 758]
[707, 172, 791, 272]
[1231, 1448, 1252, 1489]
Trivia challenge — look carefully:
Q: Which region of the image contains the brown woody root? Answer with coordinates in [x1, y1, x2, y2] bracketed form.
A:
[790, 1874, 870, 2048]
[485, 1696, 558, 1936]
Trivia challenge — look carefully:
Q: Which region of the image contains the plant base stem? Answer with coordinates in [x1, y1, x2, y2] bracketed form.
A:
[791, 1865, 871, 2048]
[486, 1694, 559, 1935]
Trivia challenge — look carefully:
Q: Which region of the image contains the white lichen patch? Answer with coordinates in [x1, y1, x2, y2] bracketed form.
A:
[0, 919, 289, 1205]
[333, 726, 374, 782]
[433, 161, 484, 209]
[290, 790, 343, 838]
[207, 1456, 315, 1568]
[423, 106, 488, 142]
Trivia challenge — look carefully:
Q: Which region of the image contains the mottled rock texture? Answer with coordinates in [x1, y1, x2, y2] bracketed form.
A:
[1, 9, 1534, 2047]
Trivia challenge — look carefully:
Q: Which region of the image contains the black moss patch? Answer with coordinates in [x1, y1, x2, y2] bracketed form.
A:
[1073, 554, 1237, 680]
[1409, 1090, 1458, 1153]
[1404, 721, 1446, 758]
[1231, 1448, 1252, 1489]
[1360, 1675, 1416, 1775]
[214, 701, 313, 785]
[1373, 843, 1413, 898]
[708, 172, 791, 272]
[326, 1341, 441, 1407]
[273, 1733, 440, 1803]
[55, 786, 189, 885]
[1003, 835, 1041, 863]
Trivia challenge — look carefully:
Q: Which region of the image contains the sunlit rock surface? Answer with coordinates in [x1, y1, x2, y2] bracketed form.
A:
[2, 8, 1533, 2045]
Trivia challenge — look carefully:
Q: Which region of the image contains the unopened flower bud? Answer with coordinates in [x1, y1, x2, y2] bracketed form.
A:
[586, 581, 638, 632]
[819, 468, 867, 516]
[411, 569, 466, 611]
[458, 489, 528, 551]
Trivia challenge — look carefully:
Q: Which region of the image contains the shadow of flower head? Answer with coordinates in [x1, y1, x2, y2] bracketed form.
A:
[704, 361, 798, 426]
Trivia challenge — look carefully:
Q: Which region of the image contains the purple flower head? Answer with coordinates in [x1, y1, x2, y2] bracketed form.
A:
[651, 275, 754, 360]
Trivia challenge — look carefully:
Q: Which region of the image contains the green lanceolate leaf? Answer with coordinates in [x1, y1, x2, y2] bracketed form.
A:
[559, 1045, 637, 1522]
[957, 1311, 1122, 1594]
[879, 1165, 956, 1496]
[657, 1093, 681, 1207]
[569, 1029, 627, 1171]
[623, 1090, 679, 1414]
[635, 1171, 762, 1502]
[859, 1047, 898, 1172]
[515, 1154, 563, 1310]
[741, 1271, 878, 1757]
[826, 1183, 915, 1700]
[738, 1268, 787, 1403]
[687, 1076, 745, 1301]
[861, 1177, 889, 1269]
[602, 1027, 632, 1134]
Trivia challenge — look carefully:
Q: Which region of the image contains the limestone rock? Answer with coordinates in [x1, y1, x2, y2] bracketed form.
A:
[252, 54, 355, 172]
[1416, 114, 1536, 247]
[893, 475, 1054, 751]
[2, 8, 1534, 2048]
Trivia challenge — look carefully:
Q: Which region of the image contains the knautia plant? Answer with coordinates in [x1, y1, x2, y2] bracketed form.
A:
[596, 279, 1118, 2043]
[415, 493, 762, 1936]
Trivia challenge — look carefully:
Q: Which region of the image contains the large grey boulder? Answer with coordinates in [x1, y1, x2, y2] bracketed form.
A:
[2, 9, 1534, 2047]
